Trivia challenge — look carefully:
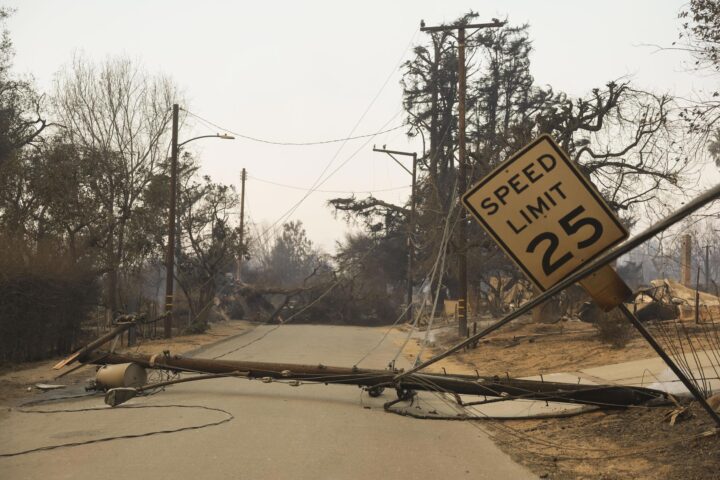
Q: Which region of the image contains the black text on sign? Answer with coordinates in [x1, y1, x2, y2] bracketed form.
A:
[462, 135, 628, 291]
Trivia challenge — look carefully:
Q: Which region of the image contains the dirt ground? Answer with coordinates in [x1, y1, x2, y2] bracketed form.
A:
[488, 402, 719, 480]
[399, 315, 660, 377]
[0, 319, 251, 407]
[397, 315, 720, 480]
[435, 316, 657, 377]
[4, 316, 718, 478]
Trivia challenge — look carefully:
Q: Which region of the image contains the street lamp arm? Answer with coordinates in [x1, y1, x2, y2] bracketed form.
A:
[178, 133, 235, 148]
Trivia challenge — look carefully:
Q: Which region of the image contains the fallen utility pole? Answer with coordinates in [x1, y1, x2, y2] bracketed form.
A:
[373, 146, 417, 322]
[420, 18, 505, 338]
[397, 182, 720, 428]
[85, 350, 664, 408]
[52, 314, 144, 370]
[399, 182, 720, 381]
[106, 371, 250, 407]
[617, 304, 720, 428]
[54, 313, 666, 409]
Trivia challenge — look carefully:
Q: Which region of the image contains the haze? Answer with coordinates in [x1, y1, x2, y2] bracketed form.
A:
[7, 0, 714, 251]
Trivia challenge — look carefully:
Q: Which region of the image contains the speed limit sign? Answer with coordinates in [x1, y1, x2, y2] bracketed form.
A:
[462, 135, 628, 293]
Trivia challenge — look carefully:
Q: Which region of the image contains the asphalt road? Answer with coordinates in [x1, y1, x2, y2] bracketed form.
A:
[0, 324, 535, 479]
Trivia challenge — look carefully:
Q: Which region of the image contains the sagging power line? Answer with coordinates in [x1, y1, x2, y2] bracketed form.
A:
[184, 108, 406, 147]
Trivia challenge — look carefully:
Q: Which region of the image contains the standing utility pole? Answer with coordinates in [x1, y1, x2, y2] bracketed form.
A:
[163, 106, 234, 338]
[164, 104, 180, 338]
[457, 27, 468, 338]
[372, 147, 417, 322]
[420, 18, 505, 337]
[237, 168, 247, 281]
[681, 234, 692, 287]
[705, 244, 710, 292]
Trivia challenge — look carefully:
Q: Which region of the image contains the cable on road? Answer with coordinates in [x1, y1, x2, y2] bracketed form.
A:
[381, 368, 718, 462]
[353, 302, 412, 368]
[0, 367, 394, 459]
[0, 393, 234, 458]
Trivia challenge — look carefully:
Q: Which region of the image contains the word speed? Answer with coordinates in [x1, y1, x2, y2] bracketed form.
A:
[462, 135, 627, 291]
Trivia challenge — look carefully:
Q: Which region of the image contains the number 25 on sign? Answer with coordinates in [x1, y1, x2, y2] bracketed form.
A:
[462, 135, 631, 310]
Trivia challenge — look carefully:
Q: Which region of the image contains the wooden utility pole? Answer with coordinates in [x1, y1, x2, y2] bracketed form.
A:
[409, 152, 417, 323]
[420, 19, 505, 336]
[681, 234, 692, 287]
[92, 350, 663, 407]
[164, 103, 179, 339]
[236, 168, 247, 281]
[162, 109, 234, 339]
[705, 244, 710, 292]
[372, 147, 417, 322]
[457, 26, 468, 338]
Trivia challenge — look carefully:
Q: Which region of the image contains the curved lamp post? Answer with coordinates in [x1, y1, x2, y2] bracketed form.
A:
[165, 104, 234, 338]
[179, 133, 235, 148]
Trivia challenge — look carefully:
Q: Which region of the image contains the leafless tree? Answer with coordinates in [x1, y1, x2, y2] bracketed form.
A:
[52, 54, 180, 314]
[176, 174, 240, 330]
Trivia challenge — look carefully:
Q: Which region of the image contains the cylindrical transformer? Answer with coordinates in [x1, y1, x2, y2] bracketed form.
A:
[96, 362, 147, 389]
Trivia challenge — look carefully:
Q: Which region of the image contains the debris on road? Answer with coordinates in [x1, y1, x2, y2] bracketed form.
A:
[95, 363, 147, 389]
[48, 315, 668, 413]
[33, 384, 66, 391]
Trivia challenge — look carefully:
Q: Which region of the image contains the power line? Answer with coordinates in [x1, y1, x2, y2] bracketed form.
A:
[190, 105, 404, 244]
[256, 109, 404, 243]
[184, 109, 405, 147]
[191, 27, 418, 243]
[183, 27, 417, 150]
[247, 174, 410, 194]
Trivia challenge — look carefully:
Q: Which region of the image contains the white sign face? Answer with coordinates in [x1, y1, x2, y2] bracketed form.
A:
[462, 135, 628, 291]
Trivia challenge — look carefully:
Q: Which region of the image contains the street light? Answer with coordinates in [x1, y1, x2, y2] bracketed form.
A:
[165, 104, 234, 338]
[179, 133, 235, 148]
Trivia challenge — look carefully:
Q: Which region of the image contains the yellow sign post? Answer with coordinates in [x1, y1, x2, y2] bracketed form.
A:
[462, 135, 630, 310]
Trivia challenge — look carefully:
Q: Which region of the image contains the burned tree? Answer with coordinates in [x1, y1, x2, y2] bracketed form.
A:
[51, 55, 179, 315]
[330, 15, 691, 318]
[174, 174, 241, 331]
[674, 0, 720, 165]
[0, 9, 46, 167]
